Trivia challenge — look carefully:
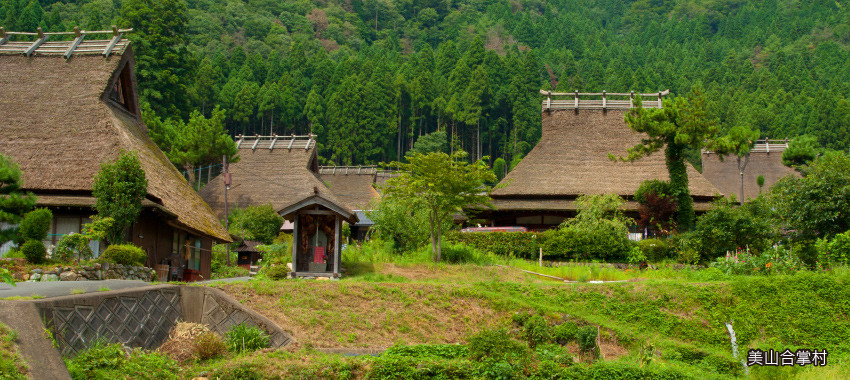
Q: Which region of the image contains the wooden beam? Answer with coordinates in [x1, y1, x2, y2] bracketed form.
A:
[269, 135, 279, 150]
[235, 135, 244, 149]
[63, 27, 85, 60]
[334, 215, 341, 276]
[291, 217, 299, 276]
[24, 28, 48, 56]
[251, 136, 261, 150]
[301, 210, 337, 216]
[102, 26, 122, 58]
[305, 134, 313, 150]
[287, 134, 295, 151]
[0, 27, 8, 46]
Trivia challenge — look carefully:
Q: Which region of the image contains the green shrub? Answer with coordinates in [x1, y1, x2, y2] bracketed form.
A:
[210, 244, 237, 274]
[260, 265, 289, 280]
[444, 231, 539, 259]
[100, 244, 147, 266]
[638, 238, 670, 262]
[65, 341, 178, 380]
[552, 321, 578, 344]
[194, 332, 226, 360]
[575, 326, 598, 358]
[511, 311, 534, 327]
[212, 363, 261, 380]
[523, 315, 551, 348]
[533, 343, 574, 366]
[257, 242, 291, 266]
[383, 343, 469, 359]
[691, 197, 778, 260]
[54, 233, 93, 262]
[17, 208, 52, 243]
[20, 240, 45, 264]
[441, 243, 489, 264]
[627, 246, 647, 265]
[818, 231, 850, 267]
[543, 222, 632, 261]
[709, 245, 805, 275]
[212, 265, 249, 279]
[227, 204, 284, 244]
[225, 324, 269, 353]
[467, 328, 529, 364]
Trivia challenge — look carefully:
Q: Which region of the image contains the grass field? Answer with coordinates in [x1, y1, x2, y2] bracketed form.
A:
[204, 260, 850, 379]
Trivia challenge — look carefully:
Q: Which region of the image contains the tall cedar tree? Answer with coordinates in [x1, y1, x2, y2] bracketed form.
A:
[381, 151, 496, 261]
[616, 88, 719, 230]
[0, 154, 37, 246]
[92, 151, 148, 245]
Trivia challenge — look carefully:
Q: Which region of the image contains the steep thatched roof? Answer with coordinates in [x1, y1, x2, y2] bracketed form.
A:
[0, 46, 231, 242]
[702, 141, 799, 201]
[491, 109, 721, 211]
[199, 136, 356, 221]
[319, 168, 380, 210]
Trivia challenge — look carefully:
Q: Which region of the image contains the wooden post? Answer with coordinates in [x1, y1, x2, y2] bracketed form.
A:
[630, 91, 634, 108]
[538, 248, 543, 267]
[334, 215, 341, 276]
[291, 216, 299, 276]
[602, 90, 607, 110]
[657, 91, 663, 108]
[223, 155, 231, 267]
[546, 91, 551, 111]
[574, 90, 579, 109]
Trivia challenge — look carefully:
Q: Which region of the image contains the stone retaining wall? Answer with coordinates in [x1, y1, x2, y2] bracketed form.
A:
[26, 263, 156, 282]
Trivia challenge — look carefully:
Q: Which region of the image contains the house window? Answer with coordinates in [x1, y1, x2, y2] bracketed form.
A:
[44, 216, 102, 258]
[188, 238, 201, 271]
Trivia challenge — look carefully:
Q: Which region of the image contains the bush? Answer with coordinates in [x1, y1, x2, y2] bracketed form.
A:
[260, 265, 289, 280]
[523, 315, 551, 348]
[54, 233, 93, 262]
[227, 204, 284, 244]
[576, 326, 599, 358]
[383, 343, 469, 359]
[212, 265, 249, 279]
[638, 238, 671, 262]
[543, 221, 632, 261]
[100, 244, 147, 266]
[441, 243, 490, 264]
[445, 231, 539, 259]
[818, 231, 850, 268]
[65, 341, 178, 380]
[17, 208, 52, 243]
[194, 332, 226, 360]
[20, 240, 46, 264]
[257, 243, 290, 266]
[212, 363, 261, 380]
[552, 321, 578, 344]
[709, 245, 805, 275]
[225, 324, 270, 354]
[211, 244, 237, 274]
[467, 328, 529, 364]
[627, 246, 647, 265]
[691, 198, 779, 260]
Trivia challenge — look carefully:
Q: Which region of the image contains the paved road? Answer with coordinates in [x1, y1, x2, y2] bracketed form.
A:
[0, 279, 154, 299]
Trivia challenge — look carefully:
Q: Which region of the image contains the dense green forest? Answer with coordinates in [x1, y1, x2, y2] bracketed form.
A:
[3, 0, 849, 167]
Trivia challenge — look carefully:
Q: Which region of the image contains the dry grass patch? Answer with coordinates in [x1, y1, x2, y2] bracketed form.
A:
[218, 280, 511, 348]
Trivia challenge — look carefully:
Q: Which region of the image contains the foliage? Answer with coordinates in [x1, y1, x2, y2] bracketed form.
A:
[817, 231, 850, 268]
[194, 332, 227, 360]
[770, 152, 850, 240]
[618, 89, 719, 230]
[782, 135, 822, 170]
[17, 208, 52, 244]
[627, 246, 648, 265]
[709, 246, 805, 276]
[690, 197, 779, 260]
[543, 194, 632, 261]
[0, 154, 36, 247]
[552, 321, 578, 345]
[634, 180, 677, 234]
[0, 322, 27, 379]
[54, 233, 93, 263]
[100, 244, 147, 266]
[210, 244, 237, 274]
[523, 315, 551, 348]
[638, 239, 672, 262]
[408, 131, 448, 155]
[225, 324, 270, 354]
[382, 151, 496, 261]
[212, 265, 249, 280]
[92, 151, 148, 245]
[444, 231, 539, 259]
[367, 196, 433, 252]
[65, 341, 178, 380]
[383, 343, 469, 360]
[257, 243, 290, 266]
[466, 328, 529, 366]
[20, 240, 45, 264]
[259, 265, 289, 281]
[575, 326, 599, 359]
[439, 243, 490, 264]
[228, 204, 285, 245]
[492, 158, 507, 182]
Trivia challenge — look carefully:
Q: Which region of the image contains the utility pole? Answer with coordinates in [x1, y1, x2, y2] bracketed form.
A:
[223, 155, 232, 266]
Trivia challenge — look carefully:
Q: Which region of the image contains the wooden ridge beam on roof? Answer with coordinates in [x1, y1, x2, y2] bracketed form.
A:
[63, 27, 85, 59]
[24, 28, 48, 57]
[251, 136, 261, 150]
[0, 27, 8, 46]
[102, 26, 122, 58]
[269, 135, 279, 150]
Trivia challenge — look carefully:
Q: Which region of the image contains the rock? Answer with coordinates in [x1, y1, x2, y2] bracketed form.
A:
[95, 270, 102, 280]
[59, 271, 78, 281]
[42, 274, 58, 282]
[30, 268, 42, 275]
[93, 263, 101, 270]
[30, 273, 41, 281]
[44, 270, 57, 275]
[83, 266, 94, 271]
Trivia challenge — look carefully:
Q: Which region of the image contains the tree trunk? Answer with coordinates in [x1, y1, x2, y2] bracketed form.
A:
[665, 142, 693, 230]
[436, 218, 442, 262]
[429, 211, 438, 262]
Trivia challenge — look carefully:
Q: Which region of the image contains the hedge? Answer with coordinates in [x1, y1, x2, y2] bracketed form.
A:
[444, 231, 543, 259]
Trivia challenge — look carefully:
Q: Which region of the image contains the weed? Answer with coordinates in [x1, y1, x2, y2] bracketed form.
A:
[70, 288, 85, 295]
[98, 287, 111, 292]
[194, 332, 226, 360]
[225, 324, 270, 354]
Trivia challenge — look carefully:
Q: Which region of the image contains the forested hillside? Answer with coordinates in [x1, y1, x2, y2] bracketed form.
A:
[3, 0, 849, 167]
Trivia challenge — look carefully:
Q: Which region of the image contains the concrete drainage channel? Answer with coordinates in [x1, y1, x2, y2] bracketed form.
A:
[0, 285, 293, 379]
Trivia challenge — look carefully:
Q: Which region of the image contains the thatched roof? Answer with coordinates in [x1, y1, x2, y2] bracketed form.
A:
[319, 168, 380, 210]
[0, 46, 231, 242]
[702, 141, 799, 201]
[491, 109, 721, 211]
[199, 136, 356, 221]
[235, 240, 263, 253]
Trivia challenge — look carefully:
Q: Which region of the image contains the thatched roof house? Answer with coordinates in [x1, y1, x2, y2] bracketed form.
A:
[702, 140, 799, 201]
[486, 93, 721, 229]
[318, 166, 381, 240]
[200, 136, 357, 278]
[0, 29, 230, 280]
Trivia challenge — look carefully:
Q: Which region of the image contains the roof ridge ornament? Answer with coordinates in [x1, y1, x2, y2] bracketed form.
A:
[0, 26, 133, 58]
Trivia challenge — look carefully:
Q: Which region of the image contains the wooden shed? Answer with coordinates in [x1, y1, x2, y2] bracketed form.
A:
[200, 135, 358, 278]
[483, 91, 722, 230]
[0, 28, 232, 280]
